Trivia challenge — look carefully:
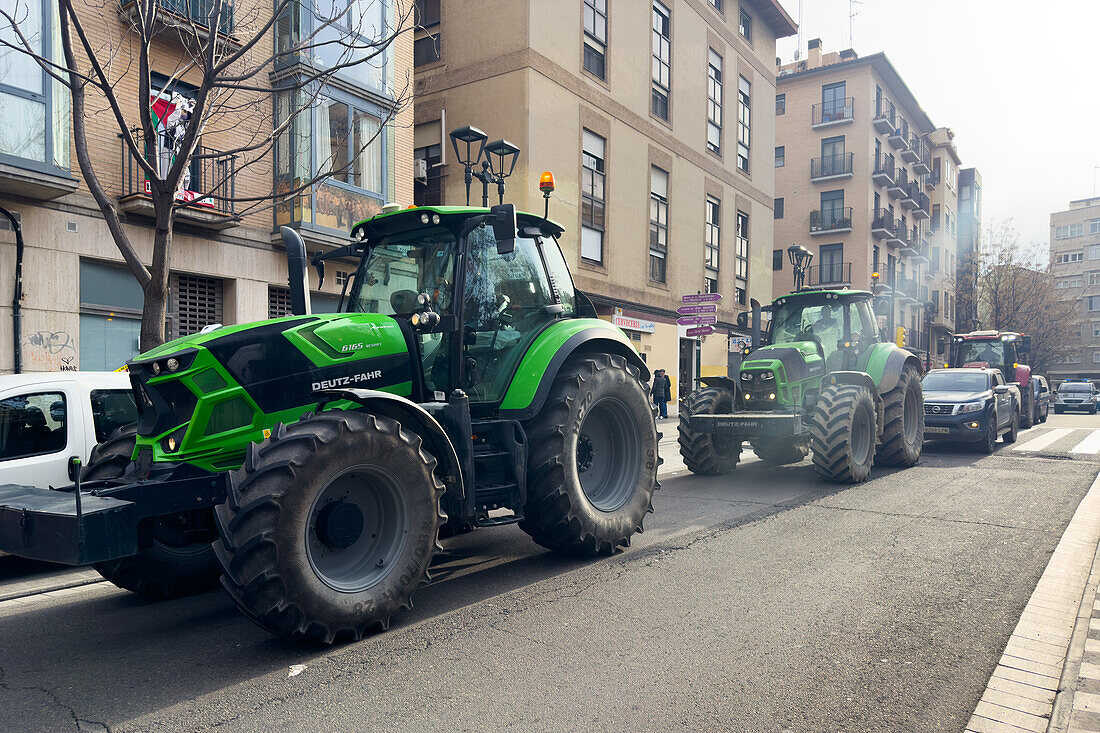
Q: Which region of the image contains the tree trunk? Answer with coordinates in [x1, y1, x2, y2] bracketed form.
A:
[140, 204, 174, 351]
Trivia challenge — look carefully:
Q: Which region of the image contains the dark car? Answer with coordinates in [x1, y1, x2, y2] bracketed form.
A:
[922, 368, 1019, 453]
[1033, 376, 1050, 423]
[1054, 380, 1098, 415]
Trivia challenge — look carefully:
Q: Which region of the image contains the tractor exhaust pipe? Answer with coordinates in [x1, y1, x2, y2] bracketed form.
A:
[750, 298, 762, 351]
[281, 226, 312, 316]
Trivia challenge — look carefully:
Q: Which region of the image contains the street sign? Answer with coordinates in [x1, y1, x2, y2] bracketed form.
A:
[676, 314, 718, 326]
[676, 304, 718, 315]
[681, 293, 722, 304]
[686, 325, 714, 337]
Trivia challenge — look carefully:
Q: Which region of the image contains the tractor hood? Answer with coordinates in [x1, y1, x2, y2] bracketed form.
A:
[741, 341, 825, 383]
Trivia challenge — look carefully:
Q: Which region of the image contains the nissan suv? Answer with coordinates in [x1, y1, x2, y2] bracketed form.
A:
[922, 368, 1020, 453]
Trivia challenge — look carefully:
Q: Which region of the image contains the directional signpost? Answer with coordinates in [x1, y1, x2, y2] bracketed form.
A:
[681, 293, 722, 304]
[686, 325, 714, 337]
[678, 293, 721, 338]
[676, 314, 717, 326]
[677, 304, 717, 315]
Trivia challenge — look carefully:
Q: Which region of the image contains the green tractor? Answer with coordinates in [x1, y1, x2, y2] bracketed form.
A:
[678, 247, 924, 483]
[0, 135, 659, 642]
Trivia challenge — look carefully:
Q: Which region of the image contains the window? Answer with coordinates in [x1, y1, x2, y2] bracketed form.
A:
[1056, 252, 1084, 264]
[335, 270, 350, 287]
[414, 0, 441, 66]
[774, 146, 784, 167]
[931, 203, 941, 230]
[820, 243, 844, 284]
[1094, 352, 1100, 364]
[1090, 244, 1100, 260]
[1057, 277, 1084, 289]
[821, 81, 847, 120]
[649, 167, 669, 282]
[1089, 295, 1100, 312]
[0, 0, 70, 173]
[309, 0, 389, 91]
[0, 392, 66, 461]
[1091, 219, 1100, 235]
[318, 98, 383, 193]
[735, 211, 749, 305]
[581, 130, 606, 263]
[775, 93, 785, 115]
[873, 245, 879, 273]
[651, 3, 671, 120]
[774, 197, 784, 219]
[414, 142, 443, 206]
[90, 390, 137, 444]
[583, 0, 607, 79]
[773, 249, 783, 270]
[1093, 324, 1100, 338]
[737, 76, 751, 172]
[1055, 223, 1084, 239]
[738, 8, 751, 40]
[1091, 272, 1100, 286]
[707, 49, 723, 154]
[705, 196, 720, 293]
[710, 0, 723, 9]
[172, 273, 223, 338]
[817, 189, 845, 229]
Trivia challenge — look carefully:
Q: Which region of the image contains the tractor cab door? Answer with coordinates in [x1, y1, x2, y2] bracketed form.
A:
[459, 222, 559, 404]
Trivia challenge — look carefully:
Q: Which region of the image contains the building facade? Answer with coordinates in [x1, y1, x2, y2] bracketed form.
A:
[954, 166, 982, 333]
[1049, 197, 1100, 381]
[925, 127, 960, 355]
[773, 43, 945, 363]
[412, 0, 796, 404]
[0, 0, 412, 373]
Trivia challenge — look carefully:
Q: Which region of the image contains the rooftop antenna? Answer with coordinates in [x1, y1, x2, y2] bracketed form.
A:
[848, 0, 862, 49]
[794, 0, 803, 60]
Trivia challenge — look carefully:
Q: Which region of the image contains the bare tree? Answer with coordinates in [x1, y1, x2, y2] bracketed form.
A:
[973, 221, 1083, 375]
[0, 0, 412, 349]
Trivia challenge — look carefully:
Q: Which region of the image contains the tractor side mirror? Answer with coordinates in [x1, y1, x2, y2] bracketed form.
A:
[873, 297, 889, 315]
[281, 226, 312, 316]
[736, 312, 749, 329]
[490, 203, 517, 255]
[67, 455, 81, 483]
[1018, 335, 1031, 354]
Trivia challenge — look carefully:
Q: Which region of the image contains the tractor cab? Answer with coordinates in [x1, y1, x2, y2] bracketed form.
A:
[766, 290, 879, 371]
[949, 331, 1031, 386]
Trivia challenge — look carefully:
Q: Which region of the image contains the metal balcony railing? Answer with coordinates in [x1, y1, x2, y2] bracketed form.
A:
[873, 152, 895, 184]
[874, 99, 895, 132]
[125, 0, 235, 32]
[871, 208, 896, 236]
[810, 207, 853, 234]
[808, 261, 852, 286]
[812, 97, 855, 126]
[810, 152, 854, 179]
[122, 132, 236, 215]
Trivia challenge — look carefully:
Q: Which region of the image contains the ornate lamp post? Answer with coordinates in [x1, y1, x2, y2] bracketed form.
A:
[786, 244, 813, 291]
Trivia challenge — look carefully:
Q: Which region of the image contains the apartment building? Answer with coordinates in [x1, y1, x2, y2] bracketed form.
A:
[925, 127, 960, 354]
[955, 166, 982, 332]
[1049, 196, 1100, 381]
[412, 0, 797, 402]
[773, 42, 942, 360]
[0, 0, 412, 373]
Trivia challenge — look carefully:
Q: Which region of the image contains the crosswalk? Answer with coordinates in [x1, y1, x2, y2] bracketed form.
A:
[1010, 427, 1100, 456]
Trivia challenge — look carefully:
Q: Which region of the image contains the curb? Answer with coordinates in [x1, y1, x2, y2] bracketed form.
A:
[1049, 533, 1100, 731]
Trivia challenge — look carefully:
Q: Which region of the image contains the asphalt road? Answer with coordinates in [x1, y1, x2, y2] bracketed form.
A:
[0, 413, 1098, 732]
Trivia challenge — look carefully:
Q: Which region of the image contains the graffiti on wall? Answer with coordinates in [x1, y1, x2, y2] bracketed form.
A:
[23, 330, 77, 371]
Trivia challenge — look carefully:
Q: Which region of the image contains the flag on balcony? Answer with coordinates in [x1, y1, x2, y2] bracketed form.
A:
[149, 91, 214, 208]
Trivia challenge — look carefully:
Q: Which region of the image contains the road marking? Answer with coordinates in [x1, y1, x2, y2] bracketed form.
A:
[1071, 430, 1100, 455]
[1012, 428, 1073, 452]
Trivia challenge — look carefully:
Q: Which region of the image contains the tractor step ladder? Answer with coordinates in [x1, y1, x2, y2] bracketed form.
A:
[470, 422, 527, 527]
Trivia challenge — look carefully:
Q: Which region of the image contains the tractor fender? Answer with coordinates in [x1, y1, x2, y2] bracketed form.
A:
[314, 388, 465, 501]
[876, 348, 923, 395]
[498, 325, 649, 421]
[824, 371, 885, 438]
[699, 376, 739, 395]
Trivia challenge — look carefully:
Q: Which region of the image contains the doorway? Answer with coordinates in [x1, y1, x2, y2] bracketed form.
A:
[679, 338, 695, 402]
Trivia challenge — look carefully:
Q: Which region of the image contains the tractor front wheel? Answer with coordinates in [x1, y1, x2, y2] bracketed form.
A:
[751, 439, 809, 466]
[87, 424, 221, 600]
[521, 354, 658, 555]
[213, 411, 445, 643]
[810, 384, 877, 483]
[875, 364, 924, 468]
[678, 387, 742, 474]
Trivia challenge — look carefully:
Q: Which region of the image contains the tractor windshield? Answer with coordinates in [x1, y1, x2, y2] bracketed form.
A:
[770, 296, 874, 358]
[956, 341, 1004, 366]
[345, 226, 457, 316]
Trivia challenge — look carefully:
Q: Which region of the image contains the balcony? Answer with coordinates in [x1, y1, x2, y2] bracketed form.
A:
[810, 207, 853, 236]
[898, 278, 918, 303]
[810, 152, 854, 182]
[888, 124, 908, 150]
[900, 180, 919, 210]
[912, 191, 930, 220]
[901, 134, 921, 164]
[808, 261, 853, 287]
[912, 243, 929, 266]
[121, 0, 235, 38]
[872, 152, 895, 186]
[118, 133, 239, 230]
[812, 97, 855, 129]
[871, 208, 895, 239]
[897, 228, 917, 257]
[887, 167, 908, 198]
[923, 173, 935, 190]
[873, 99, 895, 133]
[913, 140, 932, 175]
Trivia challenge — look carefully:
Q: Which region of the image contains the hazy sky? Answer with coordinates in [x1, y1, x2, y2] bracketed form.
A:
[775, 0, 1100, 249]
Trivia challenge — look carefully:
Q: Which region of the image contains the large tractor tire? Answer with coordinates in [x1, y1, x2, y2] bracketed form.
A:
[1020, 390, 1034, 430]
[213, 411, 445, 643]
[810, 384, 877, 483]
[87, 424, 221, 600]
[751, 438, 809, 466]
[875, 364, 924, 468]
[521, 353, 658, 555]
[678, 387, 742, 475]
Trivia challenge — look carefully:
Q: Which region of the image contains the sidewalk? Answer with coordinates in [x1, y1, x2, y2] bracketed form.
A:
[967, 469, 1100, 733]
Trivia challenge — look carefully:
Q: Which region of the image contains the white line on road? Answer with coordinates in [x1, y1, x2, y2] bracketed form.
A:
[1072, 430, 1100, 455]
[1012, 428, 1074, 452]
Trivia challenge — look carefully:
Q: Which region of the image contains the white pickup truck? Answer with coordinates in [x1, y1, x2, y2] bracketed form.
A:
[0, 371, 136, 491]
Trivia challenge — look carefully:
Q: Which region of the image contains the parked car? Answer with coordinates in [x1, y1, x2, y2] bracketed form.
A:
[1033, 376, 1051, 423]
[922, 368, 1020, 453]
[0, 371, 136, 490]
[1053, 380, 1098, 415]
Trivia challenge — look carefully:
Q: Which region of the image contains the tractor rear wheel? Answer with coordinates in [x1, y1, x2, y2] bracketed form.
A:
[751, 439, 809, 466]
[875, 364, 924, 468]
[521, 354, 658, 555]
[87, 424, 221, 600]
[678, 387, 742, 475]
[213, 411, 445, 643]
[1020, 390, 1034, 430]
[810, 384, 877, 483]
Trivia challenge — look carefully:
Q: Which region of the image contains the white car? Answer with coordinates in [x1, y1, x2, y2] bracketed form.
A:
[0, 371, 136, 491]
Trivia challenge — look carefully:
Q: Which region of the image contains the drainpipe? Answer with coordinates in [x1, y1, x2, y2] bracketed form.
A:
[0, 206, 24, 373]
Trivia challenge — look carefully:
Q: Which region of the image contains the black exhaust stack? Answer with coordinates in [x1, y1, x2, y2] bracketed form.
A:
[750, 298, 762, 351]
[281, 226, 312, 316]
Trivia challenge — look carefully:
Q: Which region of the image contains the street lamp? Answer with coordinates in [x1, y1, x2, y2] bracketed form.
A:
[449, 125, 488, 206]
[787, 244, 813, 290]
[483, 138, 521, 206]
[923, 300, 937, 371]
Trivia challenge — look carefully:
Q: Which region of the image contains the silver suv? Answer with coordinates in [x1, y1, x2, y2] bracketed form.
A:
[1053, 381, 1098, 415]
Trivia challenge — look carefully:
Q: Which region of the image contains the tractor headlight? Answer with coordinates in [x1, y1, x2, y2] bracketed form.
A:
[959, 401, 984, 414]
[166, 357, 180, 372]
[741, 373, 753, 382]
[760, 372, 776, 381]
[420, 213, 430, 224]
[431, 214, 441, 225]
[767, 393, 776, 400]
[151, 361, 161, 375]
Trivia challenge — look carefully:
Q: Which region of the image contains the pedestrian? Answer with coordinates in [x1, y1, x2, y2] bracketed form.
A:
[652, 369, 671, 419]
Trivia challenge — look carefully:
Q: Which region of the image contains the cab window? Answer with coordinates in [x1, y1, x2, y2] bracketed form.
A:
[541, 237, 576, 316]
[0, 392, 67, 461]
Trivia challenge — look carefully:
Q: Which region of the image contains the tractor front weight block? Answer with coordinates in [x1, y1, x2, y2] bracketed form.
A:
[691, 413, 803, 436]
[0, 471, 228, 566]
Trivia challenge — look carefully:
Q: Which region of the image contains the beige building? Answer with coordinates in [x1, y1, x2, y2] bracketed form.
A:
[0, 0, 413, 373]
[1049, 196, 1100, 380]
[926, 127, 961, 356]
[773, 43, 943, 363]
[412, 0, 796, 404]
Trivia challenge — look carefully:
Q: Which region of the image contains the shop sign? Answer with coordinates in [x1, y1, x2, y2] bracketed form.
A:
[612, 313, 656, 333]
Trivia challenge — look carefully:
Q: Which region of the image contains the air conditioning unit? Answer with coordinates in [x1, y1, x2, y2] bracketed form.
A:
[414, 158, 428, 181]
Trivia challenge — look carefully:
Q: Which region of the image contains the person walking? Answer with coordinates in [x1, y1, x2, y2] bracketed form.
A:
[652, 369, 671, 419]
